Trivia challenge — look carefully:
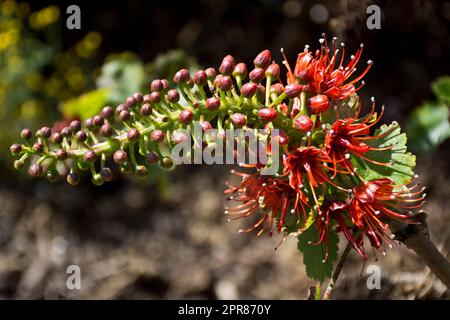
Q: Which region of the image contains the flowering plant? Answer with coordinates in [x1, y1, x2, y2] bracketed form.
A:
[10, 35, 429, 290]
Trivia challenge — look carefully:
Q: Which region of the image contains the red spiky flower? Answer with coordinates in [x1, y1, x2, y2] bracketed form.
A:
[348, 178, 426, 254]
[313, 201, 366, 260]
[325, 101, 393, 175]
[224, 171, 307, 236]
[284, 37, 372, 103]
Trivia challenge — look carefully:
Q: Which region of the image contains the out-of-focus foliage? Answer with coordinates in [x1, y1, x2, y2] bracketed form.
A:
[0, 0, 101, 170]
[61, 50, 199, 120]
[406, 76, 450, 154]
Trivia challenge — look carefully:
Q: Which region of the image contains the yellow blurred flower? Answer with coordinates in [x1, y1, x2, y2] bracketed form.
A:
[29, 5, 60, 30]
[1, 0, 17, 16]
[76, 32, 102, 58]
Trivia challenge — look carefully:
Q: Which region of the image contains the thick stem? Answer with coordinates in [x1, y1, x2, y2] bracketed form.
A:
[323, 240, 352, 300]
[390, 211, 450, 288]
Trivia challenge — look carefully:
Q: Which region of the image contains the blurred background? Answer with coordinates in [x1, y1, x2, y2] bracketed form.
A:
[0, 0, 449, 299]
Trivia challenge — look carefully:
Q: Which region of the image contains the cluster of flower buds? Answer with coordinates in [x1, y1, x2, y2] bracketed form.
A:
[11, 34, 425, 260]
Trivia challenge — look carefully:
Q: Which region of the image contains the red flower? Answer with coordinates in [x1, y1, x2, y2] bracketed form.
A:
[224, 171, 307, 236]
[313, 201, 366, 260]
[283, 37, 372, 102]
[325, 101, 393, 175]
[283, 146, 348, 208]
[348, 178, 425, 253]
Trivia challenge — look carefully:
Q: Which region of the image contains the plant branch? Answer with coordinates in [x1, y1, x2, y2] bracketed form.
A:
[390, 211, 450, 289]
[323, 240, 352, 300]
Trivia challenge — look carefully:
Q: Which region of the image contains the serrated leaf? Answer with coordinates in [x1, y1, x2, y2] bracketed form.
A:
[406, 102, 450, 154]
[61, 88, 110, 120]
[432, 76, 450, 104]
[297, 224, 339, 283]
[351, 122, 416, 185]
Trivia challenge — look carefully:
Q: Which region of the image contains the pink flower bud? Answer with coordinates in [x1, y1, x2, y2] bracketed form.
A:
[219, 55, 235, 75]
[307, 94, 330, 114]
[254, 49, 271, 69]
[233, 63, 248, 79]
[231, 113, 246, 127]
[179, 109, 194, 124]
[249, 68, 265, 83]
[240, 82, 258, 98]
[265, 63, 280, 79]
[258, 108, 277, 121]
[293, 115, 313, 132]
[285, 84, 303, 98]
[205, 97, 220, 111]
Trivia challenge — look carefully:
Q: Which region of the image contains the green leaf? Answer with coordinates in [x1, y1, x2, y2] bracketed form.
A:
[352, 122, 416, 185]
[297, 224, 339, 283]
[406, 102, 450, 154]
[61, 88, 110, 120]
[432, 76, 450, 104]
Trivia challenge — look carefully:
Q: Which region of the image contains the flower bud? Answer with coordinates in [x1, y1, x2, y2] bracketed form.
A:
[161, 156, 174, 169]
[113, 150, 127, 164]
[293, 115, 313, 132]
[84, 118, 93, 129]
[199, 120, 212, 132]
[67, 172, 79, 185]
[92, 115, 104, 127]
[171, 131, 188, 144]
[205, 67, 216, 79]
[115, 104, 128, 115]
[217, 76, 233, 91]
[46, 168, 59, 183]
[193, 70, 207, 86]
[76, 130, 88, 142]
[135, 165, 148, 178]
[10, 143, 22, 155]
[55, 149, 67, 160]
[256, 85, 265, 102]
[254, 49, 271, 69]
[40, 126, 52, 138]
[145, 151, 159, 164]
[161, 79, 170, 90]
[100, 123, 113, 137]
[270, 83, 284, 95]
[150, 79, 164, 92]
[167, 89, 180, 103]
[140, 103, 152, 116]
[126, 95, 137, 107]
[149, 92, 161, 104]
[127, 128, 140, 141]
[285, 84, 302, 98]
[21, 128, 32, 140]
[173, 68, 191, 84]
[307, 94, 330, 114]
[249, 68, 265, 83]
[265, 63, 280, 79]
[14, 159, 24, 169]
[178, 109, 194, 124]
[92, 173, 104, 186]
[83, 150, 97, 162]
[231, 113, 246, 127]
[61, 127, 72, 137]
[119, 110, 131, 121]
[219, 55, 235, 75]
[258, 108, 277, 121]
[28, 163, 43, 177]
[233, 63, 248, 79]
[240, 83, 258, 98]
[100, 167, 113, 182]
[101, 106, 114, 118]
[205, 97, 220, 111]
[50, 132, 63, 145]
[33, 142, 44, 153]
[132, 92, 143, 103]
[151, 129, 165, 143]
